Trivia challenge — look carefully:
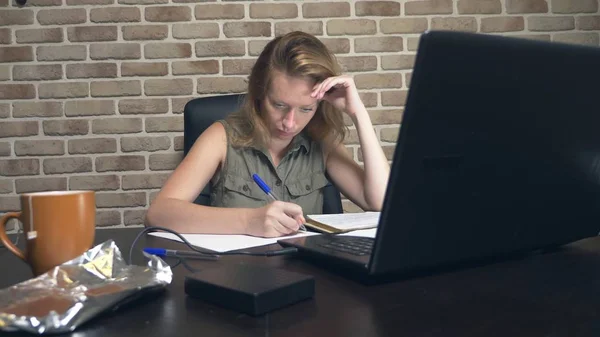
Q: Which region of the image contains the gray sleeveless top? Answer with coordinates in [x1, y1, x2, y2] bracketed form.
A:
[210, 120, 328, 215]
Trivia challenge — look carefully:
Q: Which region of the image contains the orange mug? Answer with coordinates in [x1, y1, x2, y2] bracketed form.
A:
[0, 190, 96, 276]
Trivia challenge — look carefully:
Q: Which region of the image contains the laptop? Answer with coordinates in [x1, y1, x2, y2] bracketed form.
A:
[278, 30, 600, 283]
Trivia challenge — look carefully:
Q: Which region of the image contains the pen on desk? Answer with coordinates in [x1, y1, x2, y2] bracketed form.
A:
[143, 248, 219, 261]
[252, 173, 307, 232]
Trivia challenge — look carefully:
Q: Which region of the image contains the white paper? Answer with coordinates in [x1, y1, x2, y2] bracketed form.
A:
[148, 231, 319, 253]
[307, 211, 381, 230]
[339, 228, 378, 238]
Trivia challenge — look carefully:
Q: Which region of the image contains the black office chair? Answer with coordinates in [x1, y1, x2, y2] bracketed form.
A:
[183, 94, 344, 214]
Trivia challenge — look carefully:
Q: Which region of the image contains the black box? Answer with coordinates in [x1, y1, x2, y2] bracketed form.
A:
[184, 264, 315, 316]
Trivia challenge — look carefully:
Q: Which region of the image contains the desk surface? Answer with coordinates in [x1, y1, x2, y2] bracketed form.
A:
[2, 228, 600, 337]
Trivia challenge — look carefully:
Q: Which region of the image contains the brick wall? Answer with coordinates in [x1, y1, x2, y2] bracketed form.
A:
[1, 0, 599, 228]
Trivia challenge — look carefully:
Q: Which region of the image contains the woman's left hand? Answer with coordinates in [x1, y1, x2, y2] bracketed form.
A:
[311, 75, 365, 117]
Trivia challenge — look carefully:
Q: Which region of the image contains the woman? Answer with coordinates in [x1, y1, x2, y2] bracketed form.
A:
[145, 31, 390, 238]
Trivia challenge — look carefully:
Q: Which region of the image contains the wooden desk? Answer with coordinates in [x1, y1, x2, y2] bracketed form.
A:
[2, 228, 600, 337]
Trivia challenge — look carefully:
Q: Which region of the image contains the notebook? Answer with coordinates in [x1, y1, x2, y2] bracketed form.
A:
[278, 30, 600, 283]
[304, 212, 380, 234]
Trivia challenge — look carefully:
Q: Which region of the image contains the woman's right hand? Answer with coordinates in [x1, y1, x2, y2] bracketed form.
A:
[246, 201, 306, 238]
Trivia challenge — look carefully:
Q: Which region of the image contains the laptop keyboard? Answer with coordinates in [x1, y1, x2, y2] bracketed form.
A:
[319, 237, 374, 256]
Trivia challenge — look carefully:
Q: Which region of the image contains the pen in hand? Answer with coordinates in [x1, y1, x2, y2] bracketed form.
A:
[143, 248, 219, 261]
[252, 174, 307, 232]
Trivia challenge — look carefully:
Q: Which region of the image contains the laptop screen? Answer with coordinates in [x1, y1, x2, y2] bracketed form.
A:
[369, 30, 600, 276]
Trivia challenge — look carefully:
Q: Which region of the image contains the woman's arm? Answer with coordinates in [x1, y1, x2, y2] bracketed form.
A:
[314, 76, 390, 211]
[145, 122, 304, 237]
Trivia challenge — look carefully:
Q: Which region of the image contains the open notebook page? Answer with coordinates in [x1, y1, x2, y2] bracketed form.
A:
[148, 231, 319, 253]
[306, 211, 381, 231]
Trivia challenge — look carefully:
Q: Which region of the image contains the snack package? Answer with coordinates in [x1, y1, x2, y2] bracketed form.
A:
[0, 240, 172, 334]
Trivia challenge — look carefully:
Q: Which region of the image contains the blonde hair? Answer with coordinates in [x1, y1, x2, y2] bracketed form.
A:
[226, 31, 347, 148]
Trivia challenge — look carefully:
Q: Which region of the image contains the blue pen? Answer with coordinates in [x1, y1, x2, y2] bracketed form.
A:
[252, 174, 307, 232]
[143, 248, 219, 260]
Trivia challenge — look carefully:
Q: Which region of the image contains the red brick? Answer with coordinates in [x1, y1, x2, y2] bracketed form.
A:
[355, 1, 401, 16]
[145, 6, 191, 22]
[0, 159, 39, 176]
[528, 16, 574, 31]
[37, 8, 86, 25]
[144, 78, 193, 96]
[172, 60, 219, 75]
[124, 210, 146, 226]
[303, 2, 350, 18]
[223, 22, 271, 38]
[275, 22, 323, 36]
[0, 84, 35, 99]
[380, 18, 428, 34]
[120, 136, 170, 152]
[121, 62, 168, 76]
[118, 98, 169, 114]
[39, 82, 89, 99]
[43, 157, 92, 174]
[196, 77, 247, 94]
[194, 4, 244, 20]
[320, 38, 350, 54]
[13, 101, 63, 118]
[90, 7, 141, 23]
[506, 0, 548, 13]
[577, 16, 600, 30]
[122, 25, 168, 40]
[92, 118, 142, 134]
[0, 46, 33, 62]
[0, 121, 38, 138]
[21, 0, 62, 5]
[457, 0, 501, 14]
[431, 17, 478, 32]
[43, 120, 88, 136]
[553, 32, 599, 46]
[90, 80, 141, 97]
[337, 56, 377, 72]
[0, 9, 34, 25]
[327, 19, 376, 36]
[13, 64, 62, 81]
[145, 43, 191, 59]
[67, 26, 117, 42]
[381, 55, 416, 70]
[90, 43, 141, 60]
[66, 63, 117, 79]
[172, 23, 219, 39]
[68, 0, 113, 4]
[355, 37, 403, 53]
[172, 97, 193, 114]
[148, 152, 183, 170]
[405, 0, 453, 15]
[14, 139, 64, 156]
[96, 192, 146, 208]
[0, 28, 10, 44]
[37, 45, 86, 61]
[95, 155, 145, 172]
[145, 116, 183, 132]
[552, 0, 597, 13]
[15, 28, 63, 43]
[195, 40, 245, 57]
[96, 210, 121, 227]
[65, 100, 115, 116]
[15, 177, 67, 194]
[355, 74, 403, 89]
[481, 17, 525, 32]
[70, 175, 120, 191]
[68, 138, 117, 154]
[222, 59, 255, 75]
[249, 3, 297, 19]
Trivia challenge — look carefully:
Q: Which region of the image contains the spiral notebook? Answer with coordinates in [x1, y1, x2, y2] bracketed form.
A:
[303, 212, 381, 234]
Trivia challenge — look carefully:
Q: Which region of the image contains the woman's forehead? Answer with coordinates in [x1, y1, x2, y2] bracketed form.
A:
[268, 71, 318, 106]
